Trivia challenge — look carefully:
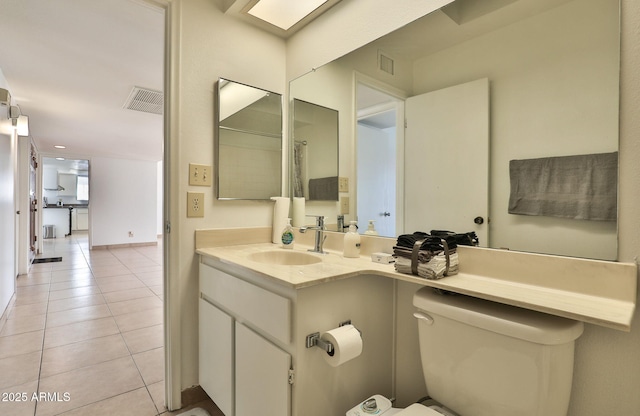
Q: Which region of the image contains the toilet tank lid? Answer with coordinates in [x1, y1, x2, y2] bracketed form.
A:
[413, 287, 584, 345]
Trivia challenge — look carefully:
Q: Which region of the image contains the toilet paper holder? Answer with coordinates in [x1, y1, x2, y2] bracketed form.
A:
[306, 332, 335, 354]
[306, 320, 359, 355]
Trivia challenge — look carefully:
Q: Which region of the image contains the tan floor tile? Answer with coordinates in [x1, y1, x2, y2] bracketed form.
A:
[55, 387, 158, 416]
[44, 317, 120, 349]
[47, 294, 105, 313]
[41, 334, 130, 378]
[0, 380, 38, 416]
[103, 287, 155, 303]
[16, 284, 50, 296]
[122, 324, 163, 354]
[90, 265, 131, 278]
[113, 308, 163, 333]
[95, 274, 140, 285]
[7, 302, 48, 319]
[50, 268, 93, 283]
[149, 285, 163, 297]
[17, 273, 52, 287]
[98, 279, 147, 293]
[46, 304, 112, 328]
[14, 292, 49, 306]
[108, 297, 163, 316]
[0, 351, 41, 389]
[0, 330, 44, 359]
[36, 356, 145, 416]
[147, 380, 165, 412]
[0, 314, 46, 337]
[49, 278, 96, 292]
[47, 285, 102, 301]
[133, 347, 164, 385]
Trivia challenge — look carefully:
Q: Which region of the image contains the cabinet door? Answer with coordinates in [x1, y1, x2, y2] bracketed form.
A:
[235, 322, 291, 416]
[199, 299, 234, 416]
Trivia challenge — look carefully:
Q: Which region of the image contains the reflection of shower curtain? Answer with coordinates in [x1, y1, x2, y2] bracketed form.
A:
[294, 142, 306, 197]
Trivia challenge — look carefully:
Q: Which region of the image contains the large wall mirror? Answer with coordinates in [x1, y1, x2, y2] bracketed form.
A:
[216, 78, 283, 200]
[289, 0, 620, 260]
[292, 98, 339, 201]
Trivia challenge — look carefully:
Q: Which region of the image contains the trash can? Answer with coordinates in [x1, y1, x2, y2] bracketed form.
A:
[43, 225, 56, 239]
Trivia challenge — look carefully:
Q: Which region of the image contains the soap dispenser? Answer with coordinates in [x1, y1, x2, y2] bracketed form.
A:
[364, 220, 379, 236]
[281, 218, 295, 249]
[343, 221, 361, 258]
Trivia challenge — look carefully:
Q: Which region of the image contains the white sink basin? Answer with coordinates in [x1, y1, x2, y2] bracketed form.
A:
[248, 250, 322, 266]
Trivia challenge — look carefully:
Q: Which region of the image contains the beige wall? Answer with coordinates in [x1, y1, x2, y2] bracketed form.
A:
[168, 0, 286, 400]
[171, 0, 640, 414]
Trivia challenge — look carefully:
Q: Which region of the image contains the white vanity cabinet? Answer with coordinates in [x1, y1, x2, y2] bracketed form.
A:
[199, 254, 396, 416]
[199, 261, 292, 416]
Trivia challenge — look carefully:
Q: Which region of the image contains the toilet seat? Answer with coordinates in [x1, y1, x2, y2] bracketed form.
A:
[394, 404, 444, 415]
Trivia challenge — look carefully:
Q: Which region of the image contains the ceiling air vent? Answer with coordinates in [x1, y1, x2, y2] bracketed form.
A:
[378, 50, 395, 76]
[123, 86, 164, 115]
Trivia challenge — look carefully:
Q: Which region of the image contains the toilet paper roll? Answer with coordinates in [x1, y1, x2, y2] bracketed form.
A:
[292, 197, 305, 227]
[321, 324, 363, 367]
[271, 197, 290, 244]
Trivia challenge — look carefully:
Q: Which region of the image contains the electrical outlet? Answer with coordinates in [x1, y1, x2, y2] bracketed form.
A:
[339, 177, 349, 192]
[340, 196, 350, 214]
[187, 192, 205, 218]
[189, 163, 212, 186]
[128, 231, 134, 238]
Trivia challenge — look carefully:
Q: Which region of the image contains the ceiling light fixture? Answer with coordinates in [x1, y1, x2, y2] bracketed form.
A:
[54, 145, 66, 149]
[247, 0, 329, 30]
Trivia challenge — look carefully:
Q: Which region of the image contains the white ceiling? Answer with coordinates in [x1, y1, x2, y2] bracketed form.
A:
[0, 0, 165, 162]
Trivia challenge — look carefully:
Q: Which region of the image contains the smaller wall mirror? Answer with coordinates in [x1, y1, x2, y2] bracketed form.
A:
[292, 98, 339, 201]
[215, 78, 283, 200]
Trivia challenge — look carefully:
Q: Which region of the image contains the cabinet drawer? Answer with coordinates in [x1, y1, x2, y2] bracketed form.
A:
[200, 263, 291, 344]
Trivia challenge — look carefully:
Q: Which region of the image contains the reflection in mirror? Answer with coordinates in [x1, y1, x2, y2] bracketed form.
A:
[216, 78, 282, 200]
[289, 0, 620, 260]
[292, 99, 339, 201]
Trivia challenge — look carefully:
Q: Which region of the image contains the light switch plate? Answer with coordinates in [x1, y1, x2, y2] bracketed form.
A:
[189, 163, 212, 186]
[187, 192, 205, 218]
[339, 177, 349, 192]
[340, 196, 350, 214]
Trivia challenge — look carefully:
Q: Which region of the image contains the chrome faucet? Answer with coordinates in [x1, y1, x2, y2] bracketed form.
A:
[299, 215, 327, 254]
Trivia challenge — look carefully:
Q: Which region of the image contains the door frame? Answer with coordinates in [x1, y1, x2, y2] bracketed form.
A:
[353, 72, 407, 235]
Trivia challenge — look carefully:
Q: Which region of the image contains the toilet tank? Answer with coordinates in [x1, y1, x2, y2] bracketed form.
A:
[413, 287, 584, 416]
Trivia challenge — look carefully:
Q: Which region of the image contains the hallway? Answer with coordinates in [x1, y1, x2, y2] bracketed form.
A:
[0, 232, 166, 415]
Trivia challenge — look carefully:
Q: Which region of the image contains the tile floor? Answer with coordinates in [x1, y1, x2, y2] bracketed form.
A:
[0, 232, 170, 415]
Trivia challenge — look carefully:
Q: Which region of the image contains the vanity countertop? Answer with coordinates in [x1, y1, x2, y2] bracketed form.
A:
[197, 232, 637, 331]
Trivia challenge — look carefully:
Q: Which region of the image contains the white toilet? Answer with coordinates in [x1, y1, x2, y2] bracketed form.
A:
[348, 287, 584, 416]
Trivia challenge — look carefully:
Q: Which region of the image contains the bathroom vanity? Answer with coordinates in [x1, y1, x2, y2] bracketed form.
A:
[196, 228, 637, 416]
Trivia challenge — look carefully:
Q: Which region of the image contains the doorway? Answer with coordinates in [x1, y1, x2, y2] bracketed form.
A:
[355, 79, 405, 237]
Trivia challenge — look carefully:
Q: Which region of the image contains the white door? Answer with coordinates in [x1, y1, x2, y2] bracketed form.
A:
[357, 122, 396, 236]
[404, 78, 489, 245]
[235, 322, 291, 416]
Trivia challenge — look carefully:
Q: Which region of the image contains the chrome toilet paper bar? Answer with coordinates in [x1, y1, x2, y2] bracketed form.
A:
[305, 332, 334, 354]
[306, 320, 361, 355]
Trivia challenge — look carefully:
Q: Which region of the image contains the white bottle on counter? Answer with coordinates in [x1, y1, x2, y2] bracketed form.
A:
[343, 221, 361, 258]
[281, 218, 295, 249]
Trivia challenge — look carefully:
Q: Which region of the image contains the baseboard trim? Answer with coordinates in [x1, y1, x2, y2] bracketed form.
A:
[91, 241, 158, 250]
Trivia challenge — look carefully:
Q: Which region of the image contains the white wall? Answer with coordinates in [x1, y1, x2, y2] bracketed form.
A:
[0, 70, 15, 321]
[90, 156, 158, 247]
[0, 121, 15, 321]
[169, 0, 287, 396]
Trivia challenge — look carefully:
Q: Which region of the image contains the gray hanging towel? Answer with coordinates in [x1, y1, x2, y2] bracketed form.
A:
[509, 152, 617, 221]
[308, 176, 338, 201]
